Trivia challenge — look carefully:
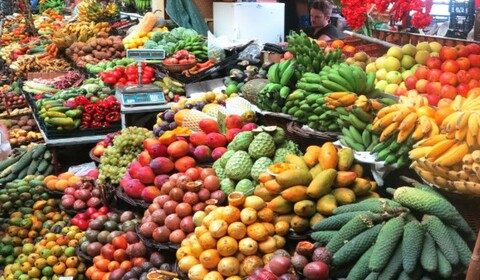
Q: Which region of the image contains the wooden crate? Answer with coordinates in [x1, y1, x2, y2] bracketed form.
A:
[372, 29, 472, 47]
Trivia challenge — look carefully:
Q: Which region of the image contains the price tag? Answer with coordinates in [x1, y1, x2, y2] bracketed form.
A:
[59, 277, 74, 280]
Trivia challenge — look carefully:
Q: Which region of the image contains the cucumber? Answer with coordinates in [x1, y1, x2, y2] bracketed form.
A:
[11, 152, 33, 174]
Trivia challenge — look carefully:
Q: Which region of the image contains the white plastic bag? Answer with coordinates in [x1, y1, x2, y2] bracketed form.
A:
[207, 31, 226, 63]
[0, 124, 11, 160]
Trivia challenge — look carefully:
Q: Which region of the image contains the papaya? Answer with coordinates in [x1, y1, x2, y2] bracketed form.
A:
[350, 163, 364, 178]
[337, 148, 354, 171]
[290, 215, 310, 233]
[304, 146, 321, 167]
[268, 196, 294, 214]
[310, 213, 325, 228]
[281, 186, 309, 202]
[258, 172, 274, 184]
[309, 163, 323, 178]
[273, 214, 296, 224]
[254, 185, 278, 202]
[264, 179, 283, 194]
[357, 191, 380, 201]
[316, 194, 337, 216]
[307, 169, 337, 198]
[351, 178, 372, 196]
[334, 171, 357, 187]
[275, 169, 313, 189]
[318, 142, 338, 169]
[332, 188, 356, 205]
[285, 154, 309, 171]
[293, 200, 316, 217]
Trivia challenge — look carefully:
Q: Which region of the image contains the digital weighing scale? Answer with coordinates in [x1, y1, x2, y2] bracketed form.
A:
[115, 49, 167, 107]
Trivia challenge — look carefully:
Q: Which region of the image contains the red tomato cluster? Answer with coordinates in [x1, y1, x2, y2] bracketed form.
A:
[71, 206, 109, 230]
[99, 64, 156, 87]
[163, 49, 197, 65]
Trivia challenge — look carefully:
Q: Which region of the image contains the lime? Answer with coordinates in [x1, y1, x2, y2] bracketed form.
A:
[41, 266, 54, 277]
[225, 84, 238, 96]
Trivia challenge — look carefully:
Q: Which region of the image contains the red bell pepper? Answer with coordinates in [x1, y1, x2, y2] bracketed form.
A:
[82, 114, 92, 122]
[93, 113, 104, 122]
[75, 96, 90, 106]
[105, 111, 120, 122]
[84, 104, 96, 114]
[95, 102, 108, 114]
[91, 121, 103, 128]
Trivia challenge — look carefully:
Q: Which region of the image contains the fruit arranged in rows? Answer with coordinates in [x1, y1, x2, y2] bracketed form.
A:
[8, 127, 43, 147]
[177, 192, 288, 279]
[0, 145, 54, 185]
[310, 185, 474, 279]
[255, 142, 378, 233]
[57, 175, 103, 212]
[138, 168, 224, 244]
[97, 127, 153, 184]
[214, 126, 301, 196]
[0, 175, 50, 217]
[85, 57, 136, 74]
[91, 132, 121, 158]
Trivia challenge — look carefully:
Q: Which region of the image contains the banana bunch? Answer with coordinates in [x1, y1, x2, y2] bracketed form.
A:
[257, 83, 292, 113]
[267, 59, 296, 86]
[38, 0, 65, 13]
[134, 0, 151, 11]
[77, 0, 118, 22]
[172, 35, 208, 61]
[287, 30, 344, 77]
[153, 77, 185, 102]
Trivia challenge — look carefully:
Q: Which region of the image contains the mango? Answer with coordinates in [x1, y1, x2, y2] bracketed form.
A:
[337, 148, 354, 170]
[268, 196, 293, 214]
[334, 171, 357, 187]
[293, 200, 316, 217]
[350, 163, 364, 178]
[273, 214, 295, 224]
[309, 163, 323, 178]
[370, 181, 377, 191]
[303, 146, 321, 167]
[351, 178, 372, 196]
[276, 169, 313, 189]
[264, 179, 283, 194]
[254, 185, 278, 202]
[285, 154, 309, 171]
[307, 169, 337, 198]
[316, 194, 337, 216]
[309, 213, 325, 228]
[319, 142, 338, 169]
[332, 188, 356, 205]
[281, 186, 308, 202]
[290, 215, 310, 233]
[357, 191, 380, 201]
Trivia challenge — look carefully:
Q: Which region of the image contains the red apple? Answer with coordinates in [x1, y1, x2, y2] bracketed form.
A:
[439, 72, 458, 86]
[426, 81, 442, 96]
[439, 46, 458, 61]
[415, 79, 428, 93]
[466, 43, 480, 55]
[405, 76, 418, 90]
[423, 93, 441, 106]
[468, 68, 480, 80]
[456, 57, 471, 70]
[441, 59, 460, 73]
[440, 84, 457, 99]
[426, 56, 442, 69]
[456, 83, 470, 97]
[415, 66, 429, 80]
[455, 44, 470, 57]
[468, 79, 479, 89]
[468, 54, 480, 68]
[394, 87, 407, 96]
[457, 70, 472, 84]
[426, 69, 442, 82]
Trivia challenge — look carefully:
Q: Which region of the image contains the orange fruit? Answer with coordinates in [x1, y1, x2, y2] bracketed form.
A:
[435, 107, 455, 125]
[113, 249, 127, 262]
[107, 261, 120, 272]
[58, 172, 75, 180]
[119, 260, 132, 271]
[112, 236, 128, 250]
[331, 39, 345, 49]
[342, 45, 355, 53]
[316, 39, 327, 48]
[94, 259, 109, 271]
[46, 179, 58, 190]
[199, 249, 221, 269]
[52, 262, 66, 274]
[102, 272, 111, 280]
[91, 271, 106, 280]
[55, 179, 69, 191]
[43, 175, 58, 184]
[67, 176, 81, 187]
[416, 106, 436, 118]
[85, 266, 96, 278]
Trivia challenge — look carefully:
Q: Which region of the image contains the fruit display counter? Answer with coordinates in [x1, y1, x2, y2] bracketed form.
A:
[1, 1, 480, 279]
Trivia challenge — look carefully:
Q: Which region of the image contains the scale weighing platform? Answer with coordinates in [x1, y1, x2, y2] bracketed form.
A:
[116, 49, 171, 128]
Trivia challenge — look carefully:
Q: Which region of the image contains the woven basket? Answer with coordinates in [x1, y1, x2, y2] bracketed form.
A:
[256, 111, 296, 131]
[163, 62, 196, 73]
[59, 204, 81, 217]
[136, 224, 181, 251]
[115, 187, 150, 210]
[89, 148, 100, 163]
[286, 121, 340, 152]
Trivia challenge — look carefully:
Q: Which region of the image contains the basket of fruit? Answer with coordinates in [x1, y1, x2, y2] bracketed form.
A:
[162, 50, 197, 73]
[115, 186, 150, 210]
[286, 121, 340, 150]
[136, 223, 180, 251]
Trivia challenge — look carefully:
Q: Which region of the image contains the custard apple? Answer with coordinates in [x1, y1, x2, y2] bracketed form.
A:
[218, 150, 235, 168]
[220, 178, 236, 195]
[251, 157, 273, 181]
[273, 148, 289, 164]
[278, 140, 302, 156]
[235, 179, 254, 196]
[213, 162, 227, 180]
[248, 132, 276, 159]
[230, 131, 254, 151]
[272, 127, 286, 145]
[225, 151, 253, 180]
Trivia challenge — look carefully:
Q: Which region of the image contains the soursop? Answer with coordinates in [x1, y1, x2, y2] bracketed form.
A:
[230, 131, 254, 151]
[220, 178, 236, 195]
[251, 157, 273, 181]
[219, 150, 235, 168]
[225, 151, 253, 180]
[248, 132, 276, 159]
[236, 179, 254, 196]
[272, 127, 286, 145]
[213, 163, 227, 180]
[278, 140, 302, 156]
[273, 148, 289, 163]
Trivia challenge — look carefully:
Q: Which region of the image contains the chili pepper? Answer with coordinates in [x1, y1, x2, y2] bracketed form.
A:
[94, 113, 104, 122]
[82, 114, 92, 122]
[95, 102, 108, 114]
[91, 121, 103, 128]
[84, 104, 96, 114]
[105, 111, 120, 122]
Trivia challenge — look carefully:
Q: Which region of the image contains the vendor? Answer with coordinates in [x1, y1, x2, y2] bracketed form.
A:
[302, 0, 344, 41]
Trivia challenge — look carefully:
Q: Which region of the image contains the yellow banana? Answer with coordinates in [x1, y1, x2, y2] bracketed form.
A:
[397, 123, 416, 143]
[451, 170, 470, 180]
[376, 104, 405, 118]
[472, 162, 480, 177]
[418, 116, 432, 137]
[463, 163, 473, 173]
[442, 111, 462, 133]
[378, 111, 398, 129]
[468, 112, 480, 137]
[398, 112, 418, 131]
[451, 180, 473, 194]
[414, 158, 433, 172]
[432, 176, 453, 190]
[456, 111, 472, 131]
[451, 95, 465, 111]
[411, 123, 425, 141]
[466, 130, 477, 147]
[463, 153, 474, 165]
[413, 166, 435, 185]
[379, 122, 399, 142]
[472, 150, 480, 163]
[409, 146, 433, 160]
[414, 134, 447, 148]
[455, 127, 468, 142]
[393, 107, 414, 123]
[434, 142, 470, 167]
[427, 119, 439, 138]
[426, 139, 457, 160]
[337, 94, 358, 106]
[328, 92, 350, 99]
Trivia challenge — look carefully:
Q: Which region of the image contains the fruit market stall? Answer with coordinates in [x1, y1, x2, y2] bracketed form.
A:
[2, 0, 480, 280]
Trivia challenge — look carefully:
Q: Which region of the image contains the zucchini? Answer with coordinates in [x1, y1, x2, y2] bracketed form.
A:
[43, 151, 52, 160]
[17, 168, 28, 180]
[11, 152, 33, 174]
[43, 164, 54, 176]
[32, 145, 47, 159]
[0, 152, 24, 171]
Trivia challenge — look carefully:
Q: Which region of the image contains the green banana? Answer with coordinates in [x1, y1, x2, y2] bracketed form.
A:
[348, 114, 368, 130]
[321, 80, 349, 92]
[362, 129, 372, 147]
[349, 126, 363, 144]
[327, 73, 354, 92]
[267, 63, 280, 83]
[352, 106, 373, 123]
[338, 66, 357, 92]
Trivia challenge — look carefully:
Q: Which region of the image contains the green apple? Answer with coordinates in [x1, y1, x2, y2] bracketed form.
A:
[385, 71, 403, 85]
[375, 56, 387, 69]
[365, 62, 377, 74]
[384, 56, 401, 72]
[401, 70, 413, 80]
[376, 68, 388, 81]
[401, 55, 416, 69]
[429, 41, 442, 53]
[401, 43, 417, 56]
[415, 50, 430, 65]
[416, 41, 432, 52]
[384, 83, 399, 95]
[387, 46, 403, 59]
[375, 80, 389, 91]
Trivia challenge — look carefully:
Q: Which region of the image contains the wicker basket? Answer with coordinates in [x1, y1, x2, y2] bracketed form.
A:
[162, 62, 196, 73]
[76, 246, 93, 265]
[256, 111, 296, 131]
[136, 224, 181, 251]
[286, 121, 340, 151]
[89, 148, 100, 163]
[115, 187, 150, 210]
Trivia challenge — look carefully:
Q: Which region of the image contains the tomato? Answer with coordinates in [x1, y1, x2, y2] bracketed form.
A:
[141, 77, 152, 84]
[142, 71, 153, 79]
[114, 66, 125, 74]
[118, 77, 127, 84]
[126, 74, 138, 82]
[98, 206, 109, 214]
[76, 213, 88, 220]
[125, 65, 137, 75]
[144, 66, 155, 73]
[111, 70, 123, 79]
[104, 76, 117, 85]
[85, 207, 97, 218]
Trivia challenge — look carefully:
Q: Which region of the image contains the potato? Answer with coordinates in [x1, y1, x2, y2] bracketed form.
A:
[90, 40, 97, 48]
[97, 32, 109, 38]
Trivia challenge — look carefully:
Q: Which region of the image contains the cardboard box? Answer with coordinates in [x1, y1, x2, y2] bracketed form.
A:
[27, 72, 66, 80]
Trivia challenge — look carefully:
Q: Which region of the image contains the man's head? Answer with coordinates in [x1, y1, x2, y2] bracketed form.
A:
[310, 0, 333, 28]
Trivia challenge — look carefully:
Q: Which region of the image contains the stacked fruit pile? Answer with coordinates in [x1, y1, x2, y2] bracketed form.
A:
[0, 145, 53, 185]
[409, 91, 480, 194]
[58, 175, 103, 213]
[310, 186, 474, 279]
[0, 176, 50, 217]
[214, 126, 301, 196]
[256, 142, 378, 233]
[177, 193, 288, 279]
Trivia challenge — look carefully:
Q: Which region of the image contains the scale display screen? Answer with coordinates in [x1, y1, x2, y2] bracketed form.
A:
[122, 92, 166, 105]
[126, 49, 165, 60]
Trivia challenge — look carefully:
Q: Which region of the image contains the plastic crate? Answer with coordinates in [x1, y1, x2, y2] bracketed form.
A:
[449, 0, 474, 15]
